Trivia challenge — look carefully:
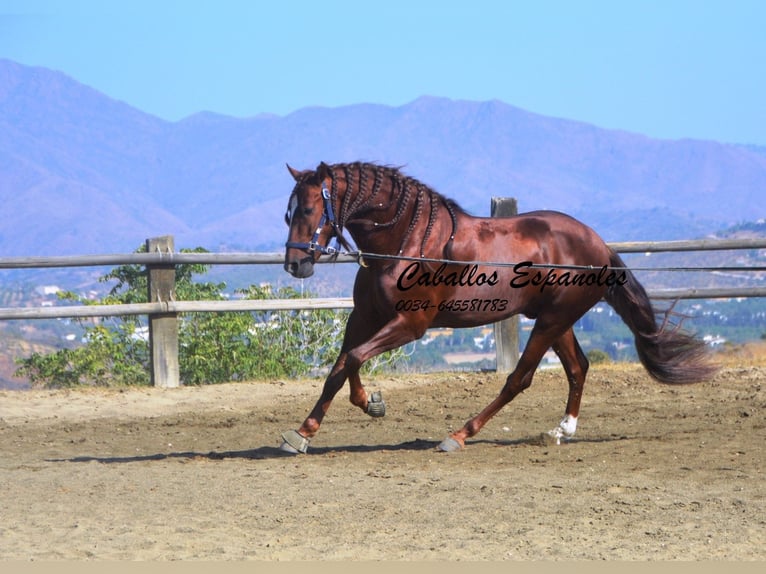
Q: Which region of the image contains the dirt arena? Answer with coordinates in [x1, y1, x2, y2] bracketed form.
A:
[0, 363, 763, 561]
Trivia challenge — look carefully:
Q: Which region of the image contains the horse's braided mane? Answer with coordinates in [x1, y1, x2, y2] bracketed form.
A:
[326, 162, 461, 258]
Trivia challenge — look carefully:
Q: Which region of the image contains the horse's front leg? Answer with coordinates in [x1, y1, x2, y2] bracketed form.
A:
[280, 306, 380, 453]
[279, 353, 350, 453]
[280, 313, 426, 454]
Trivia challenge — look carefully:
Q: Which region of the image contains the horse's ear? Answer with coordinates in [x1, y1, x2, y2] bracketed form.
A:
[316, 161, 331, 182]
[286, 163, 303, 182]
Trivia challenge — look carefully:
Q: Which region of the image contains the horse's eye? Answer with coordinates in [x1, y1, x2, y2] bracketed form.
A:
[303, 207, 314, 216]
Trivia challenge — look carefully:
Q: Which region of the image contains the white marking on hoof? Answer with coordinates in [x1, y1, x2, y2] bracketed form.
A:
[547, 414, 577, 445]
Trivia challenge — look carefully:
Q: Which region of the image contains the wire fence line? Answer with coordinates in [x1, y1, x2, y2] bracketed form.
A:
[1, 236, 765, 322]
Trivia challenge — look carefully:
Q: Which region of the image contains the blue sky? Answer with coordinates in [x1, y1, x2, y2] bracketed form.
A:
[1, 0, 765, 145]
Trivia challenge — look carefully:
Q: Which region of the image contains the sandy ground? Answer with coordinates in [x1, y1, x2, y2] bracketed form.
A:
[0, 364, 763, 561]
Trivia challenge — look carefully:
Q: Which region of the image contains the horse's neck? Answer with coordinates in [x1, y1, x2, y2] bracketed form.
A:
[343, 187, 455, 259]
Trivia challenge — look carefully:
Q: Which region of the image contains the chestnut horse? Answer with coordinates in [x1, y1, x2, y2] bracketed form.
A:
[281, 161, 717, 454]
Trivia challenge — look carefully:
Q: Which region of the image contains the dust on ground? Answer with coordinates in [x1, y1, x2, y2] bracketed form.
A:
[1, 364, 763, 560]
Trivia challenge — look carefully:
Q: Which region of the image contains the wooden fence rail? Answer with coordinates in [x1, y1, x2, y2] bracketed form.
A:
[1, 230, 765, 387]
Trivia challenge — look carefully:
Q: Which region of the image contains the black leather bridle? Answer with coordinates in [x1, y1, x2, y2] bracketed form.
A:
[285, 181, 351, 255]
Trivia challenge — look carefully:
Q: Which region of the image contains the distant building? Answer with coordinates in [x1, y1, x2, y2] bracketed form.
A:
[35, 285, 61, 296]
[703, 334, 727, 346]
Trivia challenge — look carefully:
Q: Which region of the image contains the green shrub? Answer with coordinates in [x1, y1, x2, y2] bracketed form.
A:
[586, 349, 611, 364]
[15, 247, 349, 388]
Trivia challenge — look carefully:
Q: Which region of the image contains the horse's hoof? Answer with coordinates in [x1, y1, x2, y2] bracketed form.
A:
[545, 415, 576, 445]
[366, 391, 386, 418]
[437, 436, 463, 452]
[545, 422, 575, 446]
[541, 431, 561, 446]
[279, 429, 310, 454]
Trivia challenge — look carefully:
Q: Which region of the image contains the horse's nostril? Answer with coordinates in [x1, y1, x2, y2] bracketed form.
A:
[287, 258, 314, 278]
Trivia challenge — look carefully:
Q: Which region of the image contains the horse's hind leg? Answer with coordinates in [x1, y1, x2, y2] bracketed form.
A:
[438, 320, 560, 452]
[547, 328, 589, 444]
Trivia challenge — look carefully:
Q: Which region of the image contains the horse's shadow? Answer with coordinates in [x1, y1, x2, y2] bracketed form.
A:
[47, 434, 624, 465]
[48, 438, 440, 464]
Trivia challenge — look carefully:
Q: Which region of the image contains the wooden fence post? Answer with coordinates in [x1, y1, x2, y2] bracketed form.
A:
[491, 198, 520, 373]
[146, 235, 180, 388]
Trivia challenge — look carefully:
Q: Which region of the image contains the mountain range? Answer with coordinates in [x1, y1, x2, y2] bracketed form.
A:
[1, 58, 765, 258]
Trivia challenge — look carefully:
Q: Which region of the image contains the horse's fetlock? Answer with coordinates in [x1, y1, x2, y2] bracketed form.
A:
[300, 421, 320, 436]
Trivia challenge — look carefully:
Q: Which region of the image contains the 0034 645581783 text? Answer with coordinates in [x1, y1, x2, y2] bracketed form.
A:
[394, 298, 509, 313]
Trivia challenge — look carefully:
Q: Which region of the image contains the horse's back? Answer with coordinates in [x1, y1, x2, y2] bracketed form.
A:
[462, 209, 612, 266]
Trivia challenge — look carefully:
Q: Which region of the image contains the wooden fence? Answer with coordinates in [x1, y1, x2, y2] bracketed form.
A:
[1, 231, 765, 388]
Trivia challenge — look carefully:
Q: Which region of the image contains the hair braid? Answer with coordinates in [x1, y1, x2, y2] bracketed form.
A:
[321, 162, 460, 258]
[397, 183, 425, 255]
[338, 163, 356, 228]
[420, 190, 439, 258]
[442, 197, 459, 259]
[347, 163, 372, 217]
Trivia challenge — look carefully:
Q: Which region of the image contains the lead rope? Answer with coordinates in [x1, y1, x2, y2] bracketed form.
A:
[340, 249, 766, 274]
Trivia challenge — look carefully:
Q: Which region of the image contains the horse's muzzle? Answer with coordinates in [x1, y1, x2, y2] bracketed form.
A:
[284, 257, 315, 278]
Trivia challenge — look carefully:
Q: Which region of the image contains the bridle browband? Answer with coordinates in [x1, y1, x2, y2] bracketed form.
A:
[285, 180, 353, 256]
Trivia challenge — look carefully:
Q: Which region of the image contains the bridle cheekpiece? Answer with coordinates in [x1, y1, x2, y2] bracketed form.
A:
[285, 181, 346, 256]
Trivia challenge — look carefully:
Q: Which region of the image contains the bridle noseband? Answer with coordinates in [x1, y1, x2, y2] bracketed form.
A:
[285, 181, 350, 256]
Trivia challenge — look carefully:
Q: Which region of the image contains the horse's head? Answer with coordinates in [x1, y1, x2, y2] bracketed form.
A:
[283, 162, 336, 278]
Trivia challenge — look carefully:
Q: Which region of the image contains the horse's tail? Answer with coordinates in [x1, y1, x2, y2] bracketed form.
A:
[604, 250, 718, 384]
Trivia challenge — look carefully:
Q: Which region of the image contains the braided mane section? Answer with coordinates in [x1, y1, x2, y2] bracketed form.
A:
[338, 163, 356, 227]
[327, 162, 460, 258]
